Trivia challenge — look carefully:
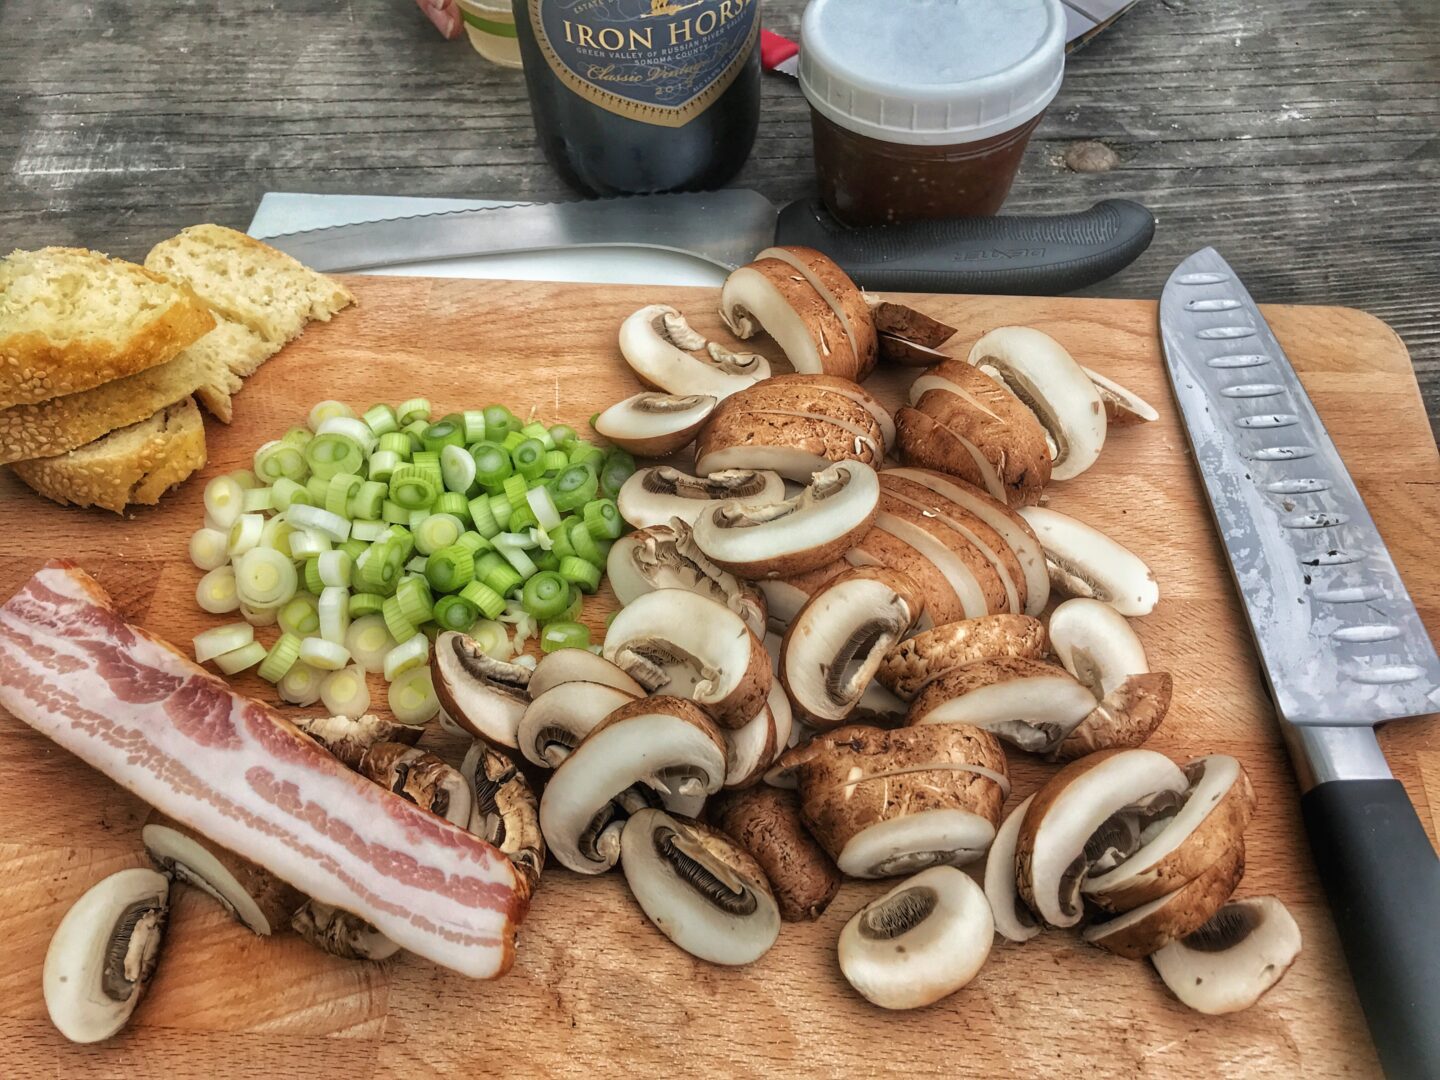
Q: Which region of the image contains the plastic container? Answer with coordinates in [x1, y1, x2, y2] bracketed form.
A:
[798, 0, 1066, 225]
[459, 0, 522, 69]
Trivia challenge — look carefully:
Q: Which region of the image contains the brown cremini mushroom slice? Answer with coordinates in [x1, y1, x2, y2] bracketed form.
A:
[759, 371, 896, 452]
[602, 588, 771, 728]
[1049, 672, 1174, 762]
[618, 304, 770, 398]
[879, 335, 950, 366]
[875, 489, 1012, 616]
[690, 460, 880, 579]
[462, 741, 545, 897]
[517, 680, 640, 769]
[709, 785, 841, 922]
[291, 900, 401, 962]
[606, 517, 767, 638]
[1017, 505, 1160, 617]
[907, 656, 1098, 753]
[432, 631, 531, 747]
[966, 326, 1107, 481]
[720, 256, 871, 381]
[756, 246, 879, 377]
[838, 865, 994, 1010]
[1151, 896, 1302, 1014]
[43, 868, 170, 1044]
[753, 559, 850, 633]
[526, 647, 645, 700]
[983, 794, 1041, 943]
[724, 681, 792, 789]
[1081, 841, 1245, 959]
[877, 614, 1048, 701]
[779, 566, 924, 729]
[620, 808, 782, 965]
[1014, 748, 1188, 928]
[847, 524, 969, 626]
[591, 391, 717, 457]
[358, 742, 473, 829]
[1084, 755, 1256, 912]
[1046, 597, 1149, 699]
[780, 722, 1008, 878]
[539, 696, 728, 874]
[616, 465, 785, 530]
[851, 677, 910, 727]
[291, 712, 420, 769]
[869, 299, 958, 351]
[1084, 366, 1159, 426]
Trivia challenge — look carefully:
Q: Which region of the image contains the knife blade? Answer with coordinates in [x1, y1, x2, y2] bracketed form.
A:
[1161, 248, 1440, 1080]
[262, 190, 1155, 295]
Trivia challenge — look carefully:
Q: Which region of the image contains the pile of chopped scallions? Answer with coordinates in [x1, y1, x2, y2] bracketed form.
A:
[188, 398, 634, 724]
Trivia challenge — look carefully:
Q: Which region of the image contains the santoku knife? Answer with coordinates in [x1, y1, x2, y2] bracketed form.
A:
[1160, 248, 1440, 1080]
[263, 189, 1154, 295]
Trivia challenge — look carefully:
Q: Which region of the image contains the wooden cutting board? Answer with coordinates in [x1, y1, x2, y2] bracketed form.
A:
[2, 276, 1436, 1080]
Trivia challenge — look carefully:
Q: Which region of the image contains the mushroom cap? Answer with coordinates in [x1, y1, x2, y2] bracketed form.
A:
[838, 865, 994, 1010]
[757, 371, 895, 452]
[620, 808, 781, 965]
[539, 696, 727, 874]
[1151, 896, 1302, 1015]
[616, 466, 785, 531]
[601, 588, 771, 728]
[873, 494, 1009, 617]
[291, 900, 401, 962]
[517, 680, 641, 769]
[1048, 671, 1174, 763]
[720, 259, 866, 381]
[895, 406, 1010, 506]
[848, 521, 970, 626]
[877, 614, 1048, 701]
[1083, 365, 1159, 426]
[755, 246, 879, 381]
[526, 648, 645, 700]
[592, 391, 717, 457]
[723, 680, 789, 788]
[709, 785, 842, 922]
[43, 867, 170, 1044]
[432, 631, 531, 747]
[907, 656, 1097, 753]
[461, 741, 545, 897]
[983, 793, 1041, 943]
[1017, 506, 1160, 618]
[869, 299, 957, 351]
[618, 303, 770, 398]
[753, 559, 851, 633]
[1047, 597, 1150, 699]
[358, 742, 473, 829]
[292, 712, 419, 770]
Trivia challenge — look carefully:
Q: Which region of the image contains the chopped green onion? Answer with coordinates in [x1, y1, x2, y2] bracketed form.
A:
[462, 410, 486, 443]
[377, 431, 412, 459]
[600, 450, 637, 498]
[257, 633, 302, 683]
[426, 545, 475, 593]
[559, 555, 602, 593]
[467, 619, 512, 659]
[433, 491, 469, 521]
[282, 427, 313, 450]
[318, 550, 353, 589]
[488, 493, 514, 529]
[325, 472, 363, 517]
[260, 517, 297, 558]
[319, 585, 351, 643]
[520, 421, 555, 448]
[533, 549, 561, 572]
[303, 556, 326, 596]
[308, 399, 355, 431]
[383, 634, 429, 681]
[240, 602, 279, 628]
[512, 438, 546, 481]
[350, 480, 388, 520]
[496, 542, 538, 579]
[320, 665, 371, 718]
[214, 640, 269, 675]
[345, 613, 395, 673]
[521, 571, 571, 620]
[288, 528, 332, 559]
[440, 443, 476, 495]
[316, 415, 376, 453]
[569, 442, 605, 470]
[422, 419, 465, 454]
[287, 504, 350, 542]
[507, 504, 538, 533]
[306, 475, 331, 505]
[397, 397, 431, 426]
[396, 577, 433, 625]
[299, 636, 350, 671]
[388, 464, 438, 510]
[381, 499, 409, 525]
[382, 525, 416, 562]
[228, 468, 261, 489]
[364, 403, 399, 437]
[540, 621, 591, 653]
[194, 623, 255, 664]
[271, 477, 311, 511]
[204, 475, 245, 529]
[367, 450, 401, 482]
[279, 594, 321, 635]
[227, 513, 265, 557]
[558, 583, 583, 622]
[455, 532, 492, 555]
[483, 404, 517, 440]
[402, 419, 429, 452]
[381, 594, 419, 643]
[415, 513, 464, 555]
[542, 449, 569, 474]
[189, 527, 229, 571]
[468, 495, 500, 537]
[432, 594, 477, 631]
[459, 580, 507, 620]
[242, 486, 275, 513]
[278, 661, 324, 705]
[526, 484, 564, 532]
[388, 664, 439, 725]
[471, 442, 512, 490]
[340, 538, 369, 561]
[351, 519, 386, 543]
[549, 423, 578, 448]
[305, 433, 364, 480]
[549, 464, 598, 511]
[348, 592, 385, 618]
[254, 439, 308, 483]
[501, 473, 529, 511]
[584, 498, 624, 540]
[502, 430, 526, 452]
[549, 522, 576, 560]
[355, 539, 404, 595]
[568, 519, 602, 565]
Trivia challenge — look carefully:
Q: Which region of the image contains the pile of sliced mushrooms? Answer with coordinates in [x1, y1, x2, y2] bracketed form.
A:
[44, 247, 1301, 1042]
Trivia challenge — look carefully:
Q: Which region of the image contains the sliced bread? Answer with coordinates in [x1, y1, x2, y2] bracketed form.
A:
[0, 247, 216, 409]
[12, 396, 207, 514]
[179, 315, 278, 424]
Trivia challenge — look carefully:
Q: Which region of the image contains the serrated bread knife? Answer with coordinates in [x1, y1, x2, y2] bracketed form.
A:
[1161, 248, 1440, 1080]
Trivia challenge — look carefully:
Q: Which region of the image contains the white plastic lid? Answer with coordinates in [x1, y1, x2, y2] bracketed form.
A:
[799, 0, 1066, 146]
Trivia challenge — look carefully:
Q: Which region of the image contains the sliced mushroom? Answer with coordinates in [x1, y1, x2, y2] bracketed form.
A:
[1084, 366, 1158, 426]
[602, 588, 770, 728]
[984, 794, 1041, 943]
[617, 465, 785, 530]
[869, 299, 958, 350]
[618, 304, 770, 398]
[756, 246, 878, 379]
[291, 900, 401, 962]
[967, 326, 1107, 481]
[591, 391, 717, 457]
[620, 808, 781, 965]
[1082, 841, 1245, 959]
[724, 680, 791, 788]
[292, 712, 420, 769]
[1014, 749, 1188, 928]
[1047, 597, 1149, 699]
[539, 696, 728, 874]
[1084, 755, 1257, 912]
[607, 517, 767, 638]
[690, 460, 880, 579]
[846, 523, 968, 626]
[462, 741, 545, 896]
[753, 559, 850, 634]
[709, 786, 841, 922]
[43, 868, 170, 1044]
[779, 723, 1008, 878]
[879, 335, 950, 366]
[143, 813, 302, 936]
[851, 679, 909, 726]
[877, 615, 1048, 701]
[526, 647, 645, 699]
[760, 371, 895, 452]
[432, 631, 531, 747]
[838, 866, 993, 1010]
[1151, 896, 1302, 1014]
[1017, 506, 1160, 617]
[780, 566, 924, 728]
[517, 681, 640, 769]
[358, 742, 473, 829]
[875, 491, 1011, 616]
[720, 257, 870, 381]
[907, 657, 1098, 753]
[1050, 672, 1174, 762]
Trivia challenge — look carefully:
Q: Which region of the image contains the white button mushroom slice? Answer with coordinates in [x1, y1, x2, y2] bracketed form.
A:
[1081, 841, 1246, 959]
[711, 785, 842, 922]
[755, 246, 879, 379]
[754, 559, 850, 634]
[1014, 749, 1189, 928]
[526, 647, 645, 700]
[619, 808, 782, 965]
[591, 391, 717, 457]
[616, 465, 786, 530]
[291, 712, 420, 770]
[517, 681, 640, 769]
[779, 566, 924, 729]
[618, 304, 770, 398]
[760, 372, 896, 454]
[690, 461, 880, 580]
[877, 614, 1048, 702]
[602, 588, 771, 728]
[291, 900, 401, 962]
[1017, 505, 1160, 617]
[967, 326, 1107, 481]
[907, 656, 1096, 754]
[462, 740, 545, 896]
[720, 257, 867, 381]
[778, 723, 1008, 878]
[358, 741, 473, 830]
[1151, 896, 1303, 1015]
[1083, 755, 1257, 912]
[882, 467, 1051, 616]
[1084, 366, 1159, 426]
[541, 697, 727, 874]
[1048, 671, 1174, 762]
[43, 868, 170, 1044]
[1047, 597, 1150, 699]
[431, 631, 532, 747]
[606, 518, 767, 639]
[142, 814, 303, 936]
[984, 794, 1041, 943]
[838, 865, 994, 1010]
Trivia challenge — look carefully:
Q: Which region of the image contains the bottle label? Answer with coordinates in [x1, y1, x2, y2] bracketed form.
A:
[528, 0, 759, 128]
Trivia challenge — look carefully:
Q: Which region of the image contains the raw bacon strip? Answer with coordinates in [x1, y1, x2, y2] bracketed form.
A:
[0, 560, 526, 979]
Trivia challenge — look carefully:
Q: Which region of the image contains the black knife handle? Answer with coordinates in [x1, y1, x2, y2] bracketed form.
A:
[772, 198, 1154, 295]
[1301, 779, 1440, 1080]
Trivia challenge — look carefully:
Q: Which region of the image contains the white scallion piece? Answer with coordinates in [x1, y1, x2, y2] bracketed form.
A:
[299, 636, 351, 671]
[204, 475, 246, 530]
[242, 486, 274, 513]
[382, 633, 429, 681]
[316, 415, 376, 452]
[345, 614, 396, 674]
[405, 556, 429, 574]
[227, 513, 266, 557]
[526, 486, 562, 532]
[307, 399, 356, 431]
[286, 504, 351, 542]
[196, 566, 241, 614]
[235, 547, 299, 608]
[213, 640, 268, 675]
[467, 619, 513, 660]
[320, 665, 371, 718]
[388, 664, 440, 726]
[288, 528, 332, 559]
[350, 519, 387, 543]
[278, 661, 325, 705]
[440, 443, 477, 494]
[318, 586, 351, 644]
[193, 623, 255, 664]
[259, 517, 296, 557]
[240, 602, 279, 628]
[318, 550, 353, 588]
[189, 528, 229, 571]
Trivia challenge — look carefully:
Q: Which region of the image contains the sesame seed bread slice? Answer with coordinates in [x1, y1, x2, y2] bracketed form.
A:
[180, 315, 278, 424]
[12, 396, 207, 514]
[0, 246, 216, 409]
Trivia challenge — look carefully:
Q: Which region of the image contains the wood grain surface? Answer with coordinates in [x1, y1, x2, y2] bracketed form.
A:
[2, 275, 1437, 1079]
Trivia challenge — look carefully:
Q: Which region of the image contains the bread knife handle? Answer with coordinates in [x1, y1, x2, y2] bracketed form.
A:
[772, 198, 1155, 294]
